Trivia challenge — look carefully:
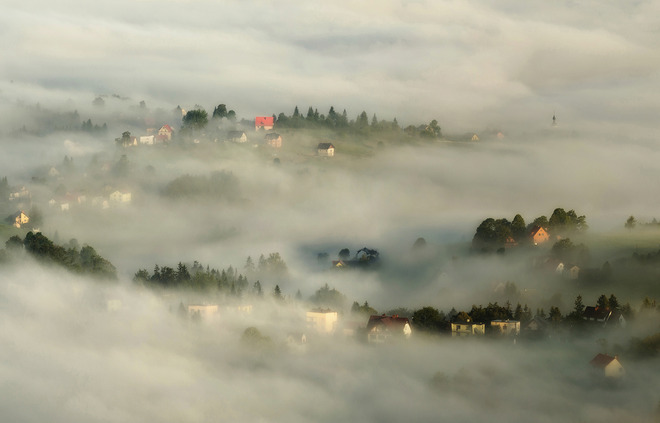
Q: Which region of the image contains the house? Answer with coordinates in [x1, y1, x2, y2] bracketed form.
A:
[9, 186, 30, 202]
[228, 131, 248, 143]
[317, 143, 335, 157]
[366, 314, 412, 343]
[530, 226, 549, 245]
[158, 124, 174, 141]
[8, 210, 29, 228]
[109, 190, 132, 204]
[264, 133, 282, 148]
[255, 116, 274, 131]
[451, 320, 485, 337]
[140, 135, 155, 145]
[525, 315, 549, 333]
[582, 306, 611, 323]
[490, 319, 521, 335]
[188, 304, 219, 318]
[91, 196, 109, 209]
[582, 307, 626, 327]
[471, 134, 479, 141]
[504, 237, 518, 248]
[590, 353, 624, 378]
[306, 308, 338, 334]
[48, 167, 60, 178]
[568, 265, 580, 280]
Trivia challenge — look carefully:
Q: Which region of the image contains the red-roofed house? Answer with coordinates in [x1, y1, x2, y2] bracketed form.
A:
[255, 116, 274, 131]
[590, 353, 624, 378]
[158, 124, 174, 141]
[366, 314, 412, 343]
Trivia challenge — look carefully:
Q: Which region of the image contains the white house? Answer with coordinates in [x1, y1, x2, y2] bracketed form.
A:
[306, 309, 338, 334]
[140, 135, 155, 145]
[228, 131, 248, 143]
[317, 143, 335, 157]
[109, 190, 132, 204]
[590, 353, 624, 378]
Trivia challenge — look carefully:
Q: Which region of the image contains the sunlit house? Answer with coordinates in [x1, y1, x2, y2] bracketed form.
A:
[286, 333, 307, 353]
[471, 134, 479, 141]
[255, 116, 274, 131]
[366, 314, 412, 343]
[228, 131, 248, 143]
[109, 190, 132, 204]
[140, 135, 155, 145]
[306, 308, 338, 334]
[590, 353, 624, 378]
[158, 124, 174, 141]
[490, 319, 521, 335]
[530, 226, 549, 245]
[451, 319, 485, 337]
[188, 304, 219, 318]
[264, 133, 282, 148]
[8, 210, 29, 228]
[9, 186, 30, 202]
[317, 143, 335, 157]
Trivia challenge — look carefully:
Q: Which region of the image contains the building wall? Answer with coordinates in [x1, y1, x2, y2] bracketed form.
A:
[306, 311, 338, 334]
[605, 360, 624, 378]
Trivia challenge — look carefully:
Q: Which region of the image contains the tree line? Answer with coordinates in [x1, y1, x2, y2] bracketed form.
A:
[1, 232, 116, 279]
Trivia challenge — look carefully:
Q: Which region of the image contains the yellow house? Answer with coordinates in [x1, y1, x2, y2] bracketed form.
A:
[188, 304, 219, 318]
[451, 321, 485, 337]
[9, 211, 29, 228]
[590, 354, 624, 378]
[530, 226, 550, 245]
[306, 309, 338, 334]
[490, 320, 521, 335]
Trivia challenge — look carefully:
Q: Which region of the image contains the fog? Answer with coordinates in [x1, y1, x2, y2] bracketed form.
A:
[1, 264, 659, 423]
[2, 1, 660, 421]
[3, 0, 660, 130]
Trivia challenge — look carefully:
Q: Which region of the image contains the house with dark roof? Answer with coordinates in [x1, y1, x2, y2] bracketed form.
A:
[227, 131, 248, 143]
[590, 353, 624, 378]
[366, 314, 412, 343]
[491, 319, 520, 335]
[264, 133, 282, 148]
[583, 306, 612, 323]
[317, 143, 335, 157]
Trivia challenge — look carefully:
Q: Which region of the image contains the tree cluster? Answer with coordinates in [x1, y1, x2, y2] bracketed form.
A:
[162, 171, 240, 202]
[2, 233, 116, 279]
[472, 208, 588, 251]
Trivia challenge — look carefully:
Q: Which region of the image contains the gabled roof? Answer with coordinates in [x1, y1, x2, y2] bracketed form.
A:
[590, 353, 617, 368]
[583, 306, 612, 320]
[530, 226, 547, 236]
[317, 142, 334, 149]
[255, 116, 274, 125]
[366, 314, 411, 332]
[160, 124, 174, 132]
[264, 133, 281, 140]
